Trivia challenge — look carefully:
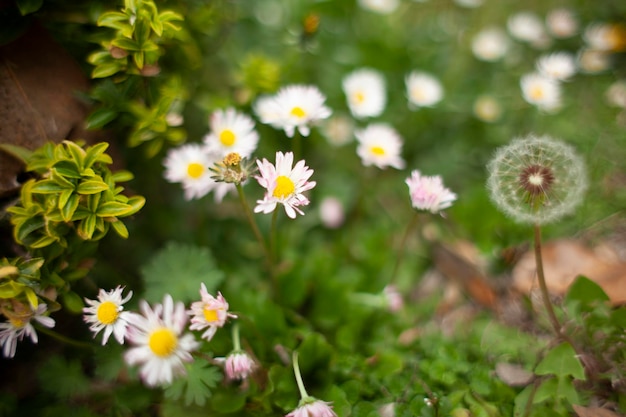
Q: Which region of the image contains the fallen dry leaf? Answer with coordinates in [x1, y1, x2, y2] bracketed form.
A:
[0, 22, 98, 198]
[573, 404, 624, 417]
[512, 239, 626, 305]
[495, 362, 534, 387]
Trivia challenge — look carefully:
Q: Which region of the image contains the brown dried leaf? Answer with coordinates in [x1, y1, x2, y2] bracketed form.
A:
[512, 239, 626, 305]
[495, 362, 533, 387]
[0, 22, 97, 198]
[572, 405, 624, 417]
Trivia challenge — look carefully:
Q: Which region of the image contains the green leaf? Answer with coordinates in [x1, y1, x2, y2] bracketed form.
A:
[164, 362, 221, 407]
[63, 141, 87, 169]
[140, 242, 225, 304]
[38, 356, 90, 399]
[97, 11, 129, 28]
[14, 217, 45, 242]
[77, 179, 110, 195]
[61, 291, 84, 314]
[16, 0, 43, 15]
[565, 275, 610, 311]
[61, 194, 80, 222]
[96, 201, 132, 217]
[29, 235, 57, 249]
[30, 179, 70, 194]
[83, 142, 110, 169]
[111, 170, 134, 183]
[0, 143, 32, 163]
[24, 288, 38, 309]
[209, 389, 248, 414]
[92, 61, 125, 79]
[58, 188, 73, 210]
[0, 281, 25, 298]
[112, 37, 141, 52]
[78, 215, 97, 240]
[535, 342, 586, 380]
[86, 108, 119, 130]
[53, 160, 82, 179]
[110, 220, 129, 239]
[123, 195, 146, 216]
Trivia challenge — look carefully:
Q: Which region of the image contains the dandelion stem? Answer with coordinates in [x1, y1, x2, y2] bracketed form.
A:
[232, 322, 241, 351]
[292, 350, 309, 400]
[532, 223, 562, 337]
[390, 211, 420, 283]
[235, 183, 272, 268]
[35, 325, 93, 349]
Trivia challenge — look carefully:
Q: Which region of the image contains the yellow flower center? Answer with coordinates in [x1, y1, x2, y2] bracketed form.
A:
[529, 86, 544, 100]
[290, 106, 306, 118]
[370, 146, 386, 156]
[411, 87, 426, 101]
[9, 317, 25, 328]
[273, 175, 296, 199]
[148, 327, 178, 357]
[219, 129, 236, 147]
[187, 162, 205, 179]
[203, 307, 221, 323]
[354, 91, 365, 104]
[96, 301, 119, 325]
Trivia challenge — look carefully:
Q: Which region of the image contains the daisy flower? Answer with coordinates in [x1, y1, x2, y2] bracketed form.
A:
[471, 27, 510, 62]
[507, 11, 549, 47]
[0, 303, 55, 358]
[163, 143, 216, 200]
[124, 294, 199, 387]
[577, 48, 611, 74]
[254, 151, 316, 219]
[203, 108, 259, 158]
[83, 286, 133, 345]
[321, 115, 354, 147]
[405, 170, 457, 214]
[520, 73, 562, 112]
[287, 400, 338, 417]
[473, 95, 502, 123]
[342, 68, 387, 119]
[536, 52, 576, 81]
[358, 0, 399, 14]
[606, 80, 626, 108]
[546, 8, 578, 39]
[405, 71, 443, 109]
[584, 23, 626, 52]
[188, 284, 236, 341]
[221, 351, 257, 381]
[319, 196, 345, 229]
[355, 123, 405, 170]
[254, 85, 332, 138]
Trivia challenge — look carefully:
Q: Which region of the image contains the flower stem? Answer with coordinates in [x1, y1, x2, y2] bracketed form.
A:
[35, 325, 93, 349]
[532, 223, 562, 337]
[232, 322, 241, 351]
[390, 211, 420, 284]
[270, 208, 279, 266]
[236, 183, 272, 268]
[292, 350, 309, 400]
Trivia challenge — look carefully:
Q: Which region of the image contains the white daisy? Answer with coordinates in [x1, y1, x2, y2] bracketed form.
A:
[342, 68, 387, 119]
[321, 115, 354, 147]
[606, 80, 626, 108]
[520, 73, 561, 112]
[254, 151, 316, 219]
[473, 95, 502, 123]
[536, 52, 576, 81]
[254, 85, 332, 138]
[203, 108, 259, 158]
[577, 48, 611, 74]
[0, 303, 55, 358]
[405, 71, 443, 109]
[355, 123, 405, 170]
[163, 144, 216, 200]
[546, 8, 578, 39]
[124, 294, 199, 387]
[471, 27, 510, 62]
[507, 12, 549, 47]
[454, 0, 484, 8]
[358, 0, 399, 14]
[187, 284, 236, 342]
[83, 286, 133, 345]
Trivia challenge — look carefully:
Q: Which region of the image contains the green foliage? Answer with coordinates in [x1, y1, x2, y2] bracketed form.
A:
[164, 361, 222, 407]
[38, 356, 91, 399]
[140, 241, 225, 303]
[0, 257, 43, 309]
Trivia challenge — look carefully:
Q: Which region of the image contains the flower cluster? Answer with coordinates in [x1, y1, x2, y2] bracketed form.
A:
[0, 302, 55, 359]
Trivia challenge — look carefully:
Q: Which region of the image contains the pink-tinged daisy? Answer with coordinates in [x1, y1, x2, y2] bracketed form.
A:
[254, 85, 332, 137]
[83, 286, 133, 345]
[188, 284, 236, 341]
[383, 285, 404, 313]
[203, 108, 259, 158]
[163, 143, 216, 200]
[342, 68, 387, 119]
[0, 303, 55, 358]
[546, 8, 578, 39]
[405, 170, 457, 214]
[471, 27, 510, 62]
[405, 71, 443, 109]
[507, 11, 549, 47]
[220, 351, 257, 381]
[254, 151, 316, 219]
[355, 123, 405, 170]
[520, 73, 561, 112]
[286, 399, 338, 417]
[124, 294, 199, 387]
